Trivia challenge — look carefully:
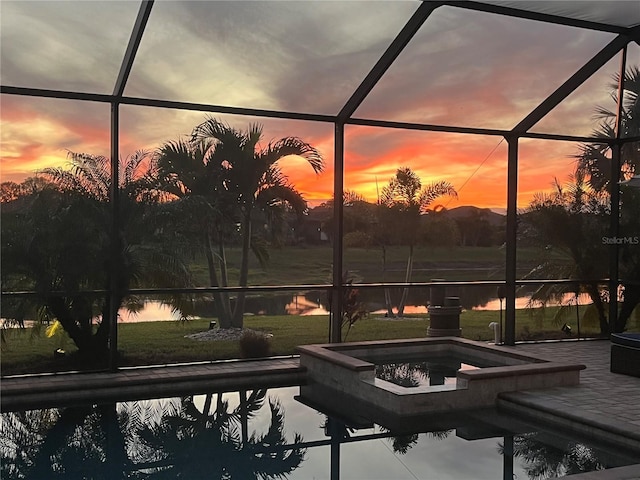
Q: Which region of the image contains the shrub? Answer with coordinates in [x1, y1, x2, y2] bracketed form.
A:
[239, 330, 272, 358]
[327, 271, 369, 341]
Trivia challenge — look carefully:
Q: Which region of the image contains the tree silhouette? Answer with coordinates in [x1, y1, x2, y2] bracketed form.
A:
[576, 66, 639, 192]
[0, 403, 132, 479]
[522, 66, 640, 334]
[507, 433, 606, 479]
[157, 117, 323, 329]
[574, 66, 640, 332]
[137, 390, 306, 479]
[521, 169, 610, 334]
[377, 167, 457, 316]
[0, 152, 192, 360]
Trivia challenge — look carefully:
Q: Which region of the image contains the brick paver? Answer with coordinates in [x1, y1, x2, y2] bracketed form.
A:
[498, 339, 640, 455]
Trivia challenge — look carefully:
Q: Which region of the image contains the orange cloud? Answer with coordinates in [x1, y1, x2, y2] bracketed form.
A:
[277, 123, 584, 211]
[0, 96, 595, 214]
[1, 96, 111, 182]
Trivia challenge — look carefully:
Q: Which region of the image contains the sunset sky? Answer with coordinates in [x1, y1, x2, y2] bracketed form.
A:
[2, 1, 638, 211]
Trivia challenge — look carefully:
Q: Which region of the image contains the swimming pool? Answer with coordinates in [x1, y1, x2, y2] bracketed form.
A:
[1, 385, 637, 479]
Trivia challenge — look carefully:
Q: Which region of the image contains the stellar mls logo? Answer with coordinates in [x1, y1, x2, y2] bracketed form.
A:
[602, 236, 640, 245]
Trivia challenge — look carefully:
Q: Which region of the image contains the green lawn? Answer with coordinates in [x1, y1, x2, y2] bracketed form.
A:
[188, 245, 547, 285]
[3, 303, 629, 376]
[2, 244, 632, 376]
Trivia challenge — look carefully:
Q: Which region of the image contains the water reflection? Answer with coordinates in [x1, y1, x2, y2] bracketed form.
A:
[126, 286, 593, 322]
[375, 357, 489, 388]
[136, 390, 305, 479]
[1, 386, 636, 479]
[0, 390, 304, 480]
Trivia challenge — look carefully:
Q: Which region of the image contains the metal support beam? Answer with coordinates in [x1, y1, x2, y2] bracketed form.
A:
[330, 123, 345, 343]
[337, 1, 441, 121]
[503, 435, 514, 480]
[113, 0, 154, 97]
[0, 85, 337, 124]
[108, 0, 154, 370]
[348, 116, 616, 143]
[609, 46, 627, 332]
[609, 143, 621, 331]
[504, 136, 519, 346]
[444, 1, 628, 34]
[108, 103, 121, 371]
[513, 33, 631, 134]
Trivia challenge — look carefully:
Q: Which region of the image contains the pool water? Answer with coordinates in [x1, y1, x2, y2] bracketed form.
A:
[375, 354, 497, 388]
[1, 385, 637, 479]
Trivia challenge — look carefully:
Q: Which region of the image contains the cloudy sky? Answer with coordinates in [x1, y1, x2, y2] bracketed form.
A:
[1, 1, 638, 210]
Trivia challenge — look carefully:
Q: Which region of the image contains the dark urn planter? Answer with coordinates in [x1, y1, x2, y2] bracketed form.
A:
[427, 282, 462, 337]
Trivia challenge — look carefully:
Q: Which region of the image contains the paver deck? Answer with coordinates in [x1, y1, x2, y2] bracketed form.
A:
[2, 339, 639, 461]
[498, 340, 640, 455]
[1, 356, 305, 411]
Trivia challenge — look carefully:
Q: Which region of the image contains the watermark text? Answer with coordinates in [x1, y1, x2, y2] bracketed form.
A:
[602, 236, 639, 245]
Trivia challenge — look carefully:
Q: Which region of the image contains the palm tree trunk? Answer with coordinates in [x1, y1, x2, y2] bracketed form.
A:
[204, 231, 232, 328]
[203, 393, 213, 416]
[585, 283, 609, 335]
[232, 212, 252, 328]
[398, 244, 414, 317]
[615, 283, 639, 333]
[99, 403, 131, 478]
[216, 391, 224, 415]
[218, 241, 229, 291]
[47, 297, 97, 355]
[381, 245, 395, 317]
[217, 238, 233, 325]
[240, 390, 248, 447]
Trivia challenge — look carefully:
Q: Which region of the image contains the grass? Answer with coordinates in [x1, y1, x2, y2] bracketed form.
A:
[2, 244, 632, 376]
[3, 303, 632, 376]
[188, 245, 547, 285]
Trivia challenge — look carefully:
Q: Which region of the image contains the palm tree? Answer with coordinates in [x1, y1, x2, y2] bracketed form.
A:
[158, 117, 324, 329]
[574, 66, 640, 332]
[521, 68, 640, 335]
[378, 167, 457, 316]
[522, 169, 611, 334]
[156, 138, 237, 325]
[1, 152, 192, 361]
[576, 66, 640, 191]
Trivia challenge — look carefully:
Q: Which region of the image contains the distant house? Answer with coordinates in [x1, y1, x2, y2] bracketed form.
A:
[296, 206, 332, 244]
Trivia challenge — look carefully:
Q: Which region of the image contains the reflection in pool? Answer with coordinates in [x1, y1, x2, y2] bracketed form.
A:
[375, 354, 495, 388]
[1, 385, 637, 479]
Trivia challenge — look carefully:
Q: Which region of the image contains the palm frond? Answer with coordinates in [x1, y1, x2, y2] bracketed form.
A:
[191, 116, 240, 147]
[257, 183, 307, 215]
[261, 137, 324, 174]
[418, 180, 457, 212]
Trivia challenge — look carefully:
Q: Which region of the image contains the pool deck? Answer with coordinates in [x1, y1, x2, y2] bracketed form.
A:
[2, 339, 640, 475]
[499, 341, 640, 450]
[1, 356, 306, 411]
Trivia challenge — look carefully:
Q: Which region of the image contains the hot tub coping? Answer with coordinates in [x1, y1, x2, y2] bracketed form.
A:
[297, 337, 561, 371]
[298, 337, 586, 417]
